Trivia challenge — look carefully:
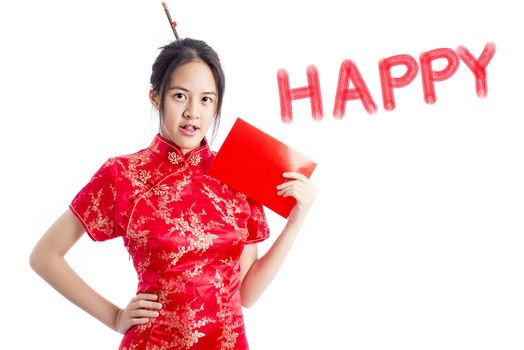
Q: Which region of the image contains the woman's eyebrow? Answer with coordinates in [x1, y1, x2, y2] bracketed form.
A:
[169, 85, 217, 96]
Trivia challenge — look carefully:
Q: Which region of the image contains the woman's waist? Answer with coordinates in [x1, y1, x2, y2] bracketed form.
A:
[137, 280, 241, 310]
[134, 290, 244, 329]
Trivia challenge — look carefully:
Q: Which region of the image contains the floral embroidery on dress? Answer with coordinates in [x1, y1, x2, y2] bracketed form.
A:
[138, 169, 151, 185]
[171, 260, 207, 294]
[126, 215, 151, 251]
[201, 183, 246, 240]
[162, 300, 216, 349]
[163, 204, 221, 267]
[213, 270, 241, 350]
[172, 173, 192, 202]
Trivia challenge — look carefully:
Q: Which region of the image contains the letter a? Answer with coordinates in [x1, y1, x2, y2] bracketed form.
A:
[333, 59, 377, 119]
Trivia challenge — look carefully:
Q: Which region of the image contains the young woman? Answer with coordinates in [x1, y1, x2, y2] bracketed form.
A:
[29, 38, 316, 350]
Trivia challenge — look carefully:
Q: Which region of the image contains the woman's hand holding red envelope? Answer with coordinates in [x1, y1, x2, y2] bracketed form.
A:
[277, 172, 317, 225]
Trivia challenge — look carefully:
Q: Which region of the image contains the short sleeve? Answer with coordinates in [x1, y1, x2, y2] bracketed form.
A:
[69, 158, 119, 242]
[244, 197, 270, 244]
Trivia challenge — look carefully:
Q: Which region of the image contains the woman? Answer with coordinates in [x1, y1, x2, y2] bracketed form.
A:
[29, 38, 316, 349]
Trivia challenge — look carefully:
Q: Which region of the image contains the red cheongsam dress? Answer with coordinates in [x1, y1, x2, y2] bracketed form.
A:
[69, 133, 270, 350]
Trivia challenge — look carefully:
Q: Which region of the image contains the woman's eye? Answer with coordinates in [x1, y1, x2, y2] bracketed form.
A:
[174, 93, 186, 100]
[202, 96, 214, 103]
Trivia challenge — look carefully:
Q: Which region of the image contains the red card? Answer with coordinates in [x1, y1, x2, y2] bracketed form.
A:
[208, 117, 317, 218]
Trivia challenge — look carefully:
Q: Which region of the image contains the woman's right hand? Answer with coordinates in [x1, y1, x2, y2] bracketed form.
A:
[114, 293, 163, 334]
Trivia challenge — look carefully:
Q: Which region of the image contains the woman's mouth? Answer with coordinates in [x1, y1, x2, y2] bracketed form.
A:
[179, 124, 199, 136]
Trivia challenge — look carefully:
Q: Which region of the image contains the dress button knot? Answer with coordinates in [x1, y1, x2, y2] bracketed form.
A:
[187, 154, 202, 166]
[168, 152, 183, 165]
[152, 184, 170, 196]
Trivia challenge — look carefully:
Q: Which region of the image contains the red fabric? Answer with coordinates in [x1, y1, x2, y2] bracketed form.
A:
[70, 133, 270, 349]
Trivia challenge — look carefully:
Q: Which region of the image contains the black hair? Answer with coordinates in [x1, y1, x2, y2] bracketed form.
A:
[150, 38, 225, 144]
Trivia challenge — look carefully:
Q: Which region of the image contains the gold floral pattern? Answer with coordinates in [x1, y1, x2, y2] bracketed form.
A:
[213, 270, 242, 350]
[138, 169, 151, 185]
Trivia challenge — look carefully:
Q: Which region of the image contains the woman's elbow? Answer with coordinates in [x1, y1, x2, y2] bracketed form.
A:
[241, 298, 255, 308]
[29, 251, 42, 274]
[240, 287, 258, 308]
[29, 246, 47, 274]
[29, 244, 55, 275]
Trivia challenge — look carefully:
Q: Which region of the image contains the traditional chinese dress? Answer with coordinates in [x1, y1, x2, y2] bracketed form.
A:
[69, 133, 270, 350]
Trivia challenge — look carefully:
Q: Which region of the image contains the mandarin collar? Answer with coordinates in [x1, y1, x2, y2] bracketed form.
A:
[149, 133, 212, 167]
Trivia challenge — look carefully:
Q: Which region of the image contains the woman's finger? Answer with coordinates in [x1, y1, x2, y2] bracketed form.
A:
[276, 180, 302, 190]
[282, 172, 309, 182]
[279, 186, 307, 199]
[131, 293, 158, 304]
[277, 178, 314, 190]
[129, 308, 160, 318]
[132, 299, 163, 310]
[129, 317, 150, 325]
[136, 293, 158, 300]
[279, 185, 316, 205]
[277, 180, 314, 195]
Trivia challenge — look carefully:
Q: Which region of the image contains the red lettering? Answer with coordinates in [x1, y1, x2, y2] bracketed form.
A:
[379, 55, 419, 111]
[456, 42, 496, 98]
[276, 42, 494, 122]
[333, 59, 377, 119]
[420, 48, 460, 104]
[277, 65, 323, 123]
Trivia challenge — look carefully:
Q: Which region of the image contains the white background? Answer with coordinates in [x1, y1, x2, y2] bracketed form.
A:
[1, 0, 523, 349]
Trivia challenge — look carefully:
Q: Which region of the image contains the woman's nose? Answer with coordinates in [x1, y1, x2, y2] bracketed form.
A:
[183, 100, 200, 119]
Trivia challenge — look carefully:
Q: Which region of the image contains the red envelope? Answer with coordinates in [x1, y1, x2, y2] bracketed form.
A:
[208, 117, 317, 218]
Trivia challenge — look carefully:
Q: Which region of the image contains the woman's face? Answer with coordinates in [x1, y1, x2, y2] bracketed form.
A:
[150, 59, 217, 155]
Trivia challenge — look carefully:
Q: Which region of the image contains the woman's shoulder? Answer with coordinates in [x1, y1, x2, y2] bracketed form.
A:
[107, 144, 162, 169]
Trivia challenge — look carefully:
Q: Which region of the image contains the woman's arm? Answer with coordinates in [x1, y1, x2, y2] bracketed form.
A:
[29, 209, 122, 330]
[29, 209, 161, 333]
[239, 172, 316, 308]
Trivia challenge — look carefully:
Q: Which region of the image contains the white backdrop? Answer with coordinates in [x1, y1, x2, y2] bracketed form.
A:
[1, 0, 523, 349]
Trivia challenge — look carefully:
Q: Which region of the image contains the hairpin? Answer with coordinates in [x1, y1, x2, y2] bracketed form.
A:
[161, 1, 179, 40]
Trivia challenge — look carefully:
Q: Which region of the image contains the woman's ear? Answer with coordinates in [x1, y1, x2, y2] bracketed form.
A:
[149, 89, 159, 110]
